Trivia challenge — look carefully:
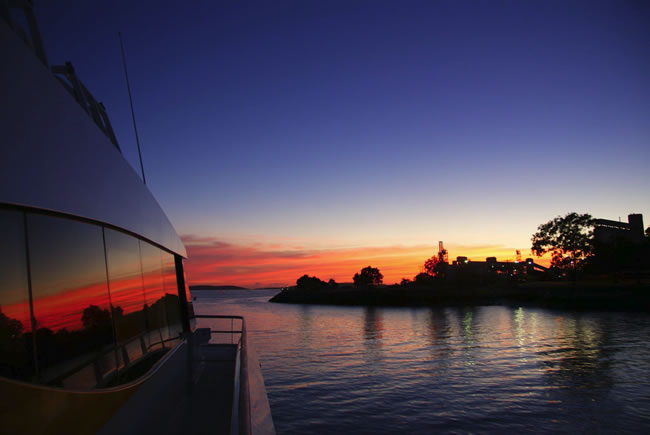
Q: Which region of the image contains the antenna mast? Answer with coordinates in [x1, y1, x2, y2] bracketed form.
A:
[438, 241, 448, 263]
[119, 32, 146, 185]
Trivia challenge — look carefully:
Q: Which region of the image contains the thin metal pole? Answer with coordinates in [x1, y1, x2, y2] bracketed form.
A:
[118, 32, 146, 185]
[23, 212, 39, 381]
[101, 227, 121, 376]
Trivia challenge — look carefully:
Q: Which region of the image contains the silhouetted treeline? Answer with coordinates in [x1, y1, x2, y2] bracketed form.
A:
[296, 275, 338, 291]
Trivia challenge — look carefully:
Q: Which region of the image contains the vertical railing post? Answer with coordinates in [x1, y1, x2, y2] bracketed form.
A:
[121, 346, 130, 367]
[93, 359, 103, 387]
[239, 318, 251, 435]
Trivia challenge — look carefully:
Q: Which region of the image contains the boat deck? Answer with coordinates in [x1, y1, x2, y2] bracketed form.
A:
[99, 342, 238, 434]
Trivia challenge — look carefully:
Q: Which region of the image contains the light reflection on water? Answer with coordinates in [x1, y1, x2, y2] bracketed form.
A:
[194, 290, 650, 434]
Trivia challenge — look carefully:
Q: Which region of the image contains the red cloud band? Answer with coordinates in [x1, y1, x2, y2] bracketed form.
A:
[181, 235, 541, 288]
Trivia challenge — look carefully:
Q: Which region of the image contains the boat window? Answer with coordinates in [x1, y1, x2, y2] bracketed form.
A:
[0, 209, 35, 381]
[161, 250, 182, 345]
[104, 228, 148, 371]
[179, 258, 194, 319]
[139, 241, 169, 351]
[26, 213, 117, 389]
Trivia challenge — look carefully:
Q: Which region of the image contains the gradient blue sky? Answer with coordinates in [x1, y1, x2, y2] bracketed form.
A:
[33, 1, 650, 285]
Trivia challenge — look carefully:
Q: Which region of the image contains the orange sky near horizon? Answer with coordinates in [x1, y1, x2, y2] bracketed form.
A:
[182, 235, 551, 288]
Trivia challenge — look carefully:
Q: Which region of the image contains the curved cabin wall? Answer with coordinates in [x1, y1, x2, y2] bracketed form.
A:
[0, 341, 187, 435]
[1, 370, 136, 434]
[0, 17, 185, 258]
[0, 205, 193, 432]
[0, 13, 195, 432]
[0, 4, 192, 387]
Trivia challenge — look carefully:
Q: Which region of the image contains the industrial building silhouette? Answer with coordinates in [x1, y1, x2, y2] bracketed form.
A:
[594, 213, 645, 244]
[442, 213, 647, 279]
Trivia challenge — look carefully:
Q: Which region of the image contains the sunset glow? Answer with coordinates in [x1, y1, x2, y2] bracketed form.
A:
[182, 235, 551, 288]
[5, 3, 647, 431]
[35, 2, 648, 289]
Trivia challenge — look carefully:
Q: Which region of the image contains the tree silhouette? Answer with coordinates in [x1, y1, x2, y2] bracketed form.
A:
[531, 212, 594, 270]
[0, 308, 23, 339]
[111, 305, 124, 318]
[0, 308, 31, 379]
[81, 305, 112, 330]
[296, 274, 327, 290]
[353, 266, 383, 287]
[423, 255, 447, 277]
[415, 272, 438, 286]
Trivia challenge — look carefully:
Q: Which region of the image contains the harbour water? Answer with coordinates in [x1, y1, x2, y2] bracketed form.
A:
[194, 289, 650, 434]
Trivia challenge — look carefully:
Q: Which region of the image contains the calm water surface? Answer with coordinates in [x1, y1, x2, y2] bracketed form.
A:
[194, 290, 650, 434]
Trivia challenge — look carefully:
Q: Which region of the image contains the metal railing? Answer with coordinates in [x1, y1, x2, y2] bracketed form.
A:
[45, 329, 181, 389]
[192, 315, 251, 435]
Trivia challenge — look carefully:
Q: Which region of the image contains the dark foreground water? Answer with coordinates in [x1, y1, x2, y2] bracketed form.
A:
[194, 290, 650, 434]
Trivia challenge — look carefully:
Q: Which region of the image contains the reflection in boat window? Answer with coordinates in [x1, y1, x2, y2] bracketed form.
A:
[27, 213, 116, 389]
[0, 207, 188, 389]
[0, 209, 34, 381]
[161, 250, 182, 345]
[105, 228, 148, 370]
[140, 241, 168, 351]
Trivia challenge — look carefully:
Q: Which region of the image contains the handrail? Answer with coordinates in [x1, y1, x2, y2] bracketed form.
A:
[193, 315, 244, 320]
[239, 318, 252, 435]
[0, 337, 186, 395]
[192, 315, 251, 435]
[44, 329, 181, 388]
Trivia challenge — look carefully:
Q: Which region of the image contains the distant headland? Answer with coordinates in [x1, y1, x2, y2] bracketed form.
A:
[189, 285, 285, 291]
[190, 285, 249, 290]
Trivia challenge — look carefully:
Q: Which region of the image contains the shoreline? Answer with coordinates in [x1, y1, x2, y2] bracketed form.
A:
[190, 286, 286, 291]
[269, 281, 650, 312]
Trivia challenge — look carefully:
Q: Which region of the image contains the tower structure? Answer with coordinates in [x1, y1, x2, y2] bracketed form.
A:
[438, 241, 449, 263]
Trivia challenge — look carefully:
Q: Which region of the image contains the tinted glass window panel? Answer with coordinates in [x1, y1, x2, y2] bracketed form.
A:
[104, 228, 147, 367]
[0, 209, 34, 381]
[139, 241, 167, 350]
[161, 251, 181, 343]
[27, 213, 116, 388]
